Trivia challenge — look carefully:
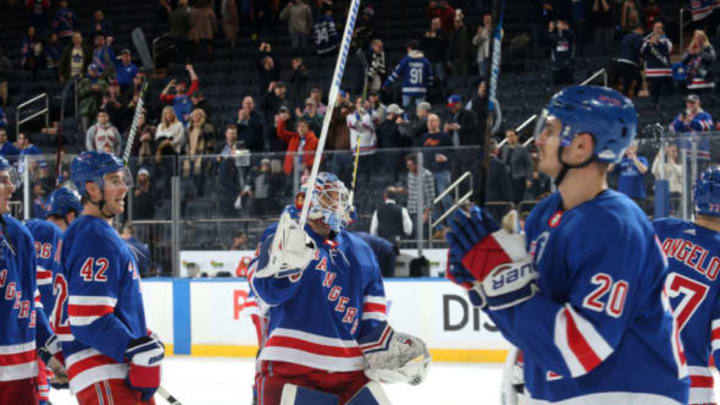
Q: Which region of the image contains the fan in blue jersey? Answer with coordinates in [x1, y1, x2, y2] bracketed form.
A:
[55, 151, 163, 405]
[0, 156, 60, 405]
[654, 166, 720, 405]
[25, 186, 83, 398]
[445, 85, 690, 404]
[382, 40, 433, 108]
[249, 172, 430, 405]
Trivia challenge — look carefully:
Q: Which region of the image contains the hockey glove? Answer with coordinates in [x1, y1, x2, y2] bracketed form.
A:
[125, 336, 164, 401]
[254, 211, 316, 280]
[48, 355, 69, 389]
[446, 206, 536, 309]
[37, 334, 61, 365]
[359, 322, 430, 386]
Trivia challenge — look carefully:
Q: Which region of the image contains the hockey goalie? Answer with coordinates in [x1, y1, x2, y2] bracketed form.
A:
[248, 172, 430, 405]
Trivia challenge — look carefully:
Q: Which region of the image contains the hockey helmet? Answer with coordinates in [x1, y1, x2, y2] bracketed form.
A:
[46, 187, 83, 218]
[534, 85, 638, 163]
[694, 166, 720, 217]
[0, 156, 18, 189]
[71, 151, 131, 197]
[302, 172, 352, 233]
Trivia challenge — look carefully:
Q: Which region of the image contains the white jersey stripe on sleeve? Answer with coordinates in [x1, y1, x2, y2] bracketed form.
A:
[68, 296, 118, 307]
[361, 312, 387, 321]
[363, 296, 386, 305]
[553, 305, 613, 377]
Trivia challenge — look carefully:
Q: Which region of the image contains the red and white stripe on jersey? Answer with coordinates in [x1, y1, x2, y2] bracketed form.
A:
[68, 295, 116, 326]
[646, 68, 672, 77]
[688, 79, 715, 89]
[526, 392, 686, 405]
[553, 304, 613, 377]
[0, 341, 38, 382]
[362, 295, 387, 321]
[36, 266, 52, 286]
[34, 288, 43, 309]
[687, 365, 715, 405]
[65, 347, 127, 394]
[243, 296, 259, 317]
[711, 319, 720, 354]
[258, 328, 364, 372]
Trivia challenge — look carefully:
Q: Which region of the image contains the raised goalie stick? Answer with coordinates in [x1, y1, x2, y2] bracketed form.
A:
[123, 27, 153, 165]
[299, 0, 362, 228]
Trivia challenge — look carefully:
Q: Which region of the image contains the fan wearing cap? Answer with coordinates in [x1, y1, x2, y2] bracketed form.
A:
[108, 47, 138, 91]
[276, 110, 318, 176]
[55, 151, 163, 404]
[160, 64, 199, 125]
[446, 86, 689, 404]
[78, 63, 109, 133]
[670, 93, 713, 161]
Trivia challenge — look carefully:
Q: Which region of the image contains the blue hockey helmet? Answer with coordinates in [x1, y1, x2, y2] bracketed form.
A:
[303, 172, 353, 234]
[46, 187, 83, 218]
[694, 166, 720, 217]
[534, 85, 638, 164]
[71, 151, 129, 197]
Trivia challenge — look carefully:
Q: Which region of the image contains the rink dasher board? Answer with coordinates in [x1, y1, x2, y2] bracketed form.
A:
[141, 278, 512, 363]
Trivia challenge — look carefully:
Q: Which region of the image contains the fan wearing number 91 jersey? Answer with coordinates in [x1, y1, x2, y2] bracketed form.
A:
[653, 166, 720, 405]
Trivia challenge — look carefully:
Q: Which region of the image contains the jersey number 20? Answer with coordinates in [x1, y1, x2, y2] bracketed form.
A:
[582, 273, 629, 318]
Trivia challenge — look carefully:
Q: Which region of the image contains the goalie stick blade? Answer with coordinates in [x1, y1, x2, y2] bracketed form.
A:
[157, 386, 183, 405]
[132, 27, 153, 71]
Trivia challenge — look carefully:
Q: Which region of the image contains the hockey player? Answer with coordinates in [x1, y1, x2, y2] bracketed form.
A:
[654, 166, 720, 405]
[249, 172, 429, 405]
[0, 156, 61, 405]
[445, 86, 689, 404]
[382, 40, 433, 108]
[25, 186, 82, 403]
[54, 151, 163, 404]
[26, 186, 83, 315]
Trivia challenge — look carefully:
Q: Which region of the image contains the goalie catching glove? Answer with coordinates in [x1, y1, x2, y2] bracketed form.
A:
[445, 206, 538, 310]
[254, 210, 316, 280]
[358, 322, 430, 385]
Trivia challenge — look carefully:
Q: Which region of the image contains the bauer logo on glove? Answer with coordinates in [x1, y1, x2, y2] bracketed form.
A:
[478, 259, 538, 311]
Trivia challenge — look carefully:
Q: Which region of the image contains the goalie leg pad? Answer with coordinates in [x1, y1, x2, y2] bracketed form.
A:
[280, 384, 339, 405]
[347, 382, 392, 405]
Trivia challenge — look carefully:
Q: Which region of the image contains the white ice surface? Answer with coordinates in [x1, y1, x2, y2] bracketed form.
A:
[49, 357, 505, 405]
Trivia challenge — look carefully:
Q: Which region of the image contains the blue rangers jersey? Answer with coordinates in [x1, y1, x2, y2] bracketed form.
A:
[654, 217, 720, 404]
[383, 50, 433, 97]
[0, 214, 54, 382]
[55, 215, 148, 394]
[487, 190, 689, 404]
[25, 219, 62, 315]
[249, 208, 387, 372]
[671, 110, 713, 160]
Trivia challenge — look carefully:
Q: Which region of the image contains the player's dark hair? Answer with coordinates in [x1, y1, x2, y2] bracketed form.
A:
[407, 40, 419, 50]
[405, 154, 417, 164]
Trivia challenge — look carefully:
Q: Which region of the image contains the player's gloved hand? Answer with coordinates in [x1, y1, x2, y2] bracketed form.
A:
[125, 336, 164, 401]
[359, 322, 431, 386]
[37, 334, 61, 365]
[446, 206, 536, 309]
[47, 355, 69, 389]
[255, 210, 316, 280]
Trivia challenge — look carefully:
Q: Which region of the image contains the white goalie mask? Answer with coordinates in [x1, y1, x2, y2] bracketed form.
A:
[302, 172, 353, 234]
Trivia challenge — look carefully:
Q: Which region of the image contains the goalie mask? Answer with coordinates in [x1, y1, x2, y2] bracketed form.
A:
[302, 172, 352, 234]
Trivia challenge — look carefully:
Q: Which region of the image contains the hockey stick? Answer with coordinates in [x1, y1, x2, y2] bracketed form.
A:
[480, 0, 504, 207]
[131, 28, 153, 72]
[122, 80, 149, 166]
[158, 386, 184, 405]
[298, 0, 362, 228]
